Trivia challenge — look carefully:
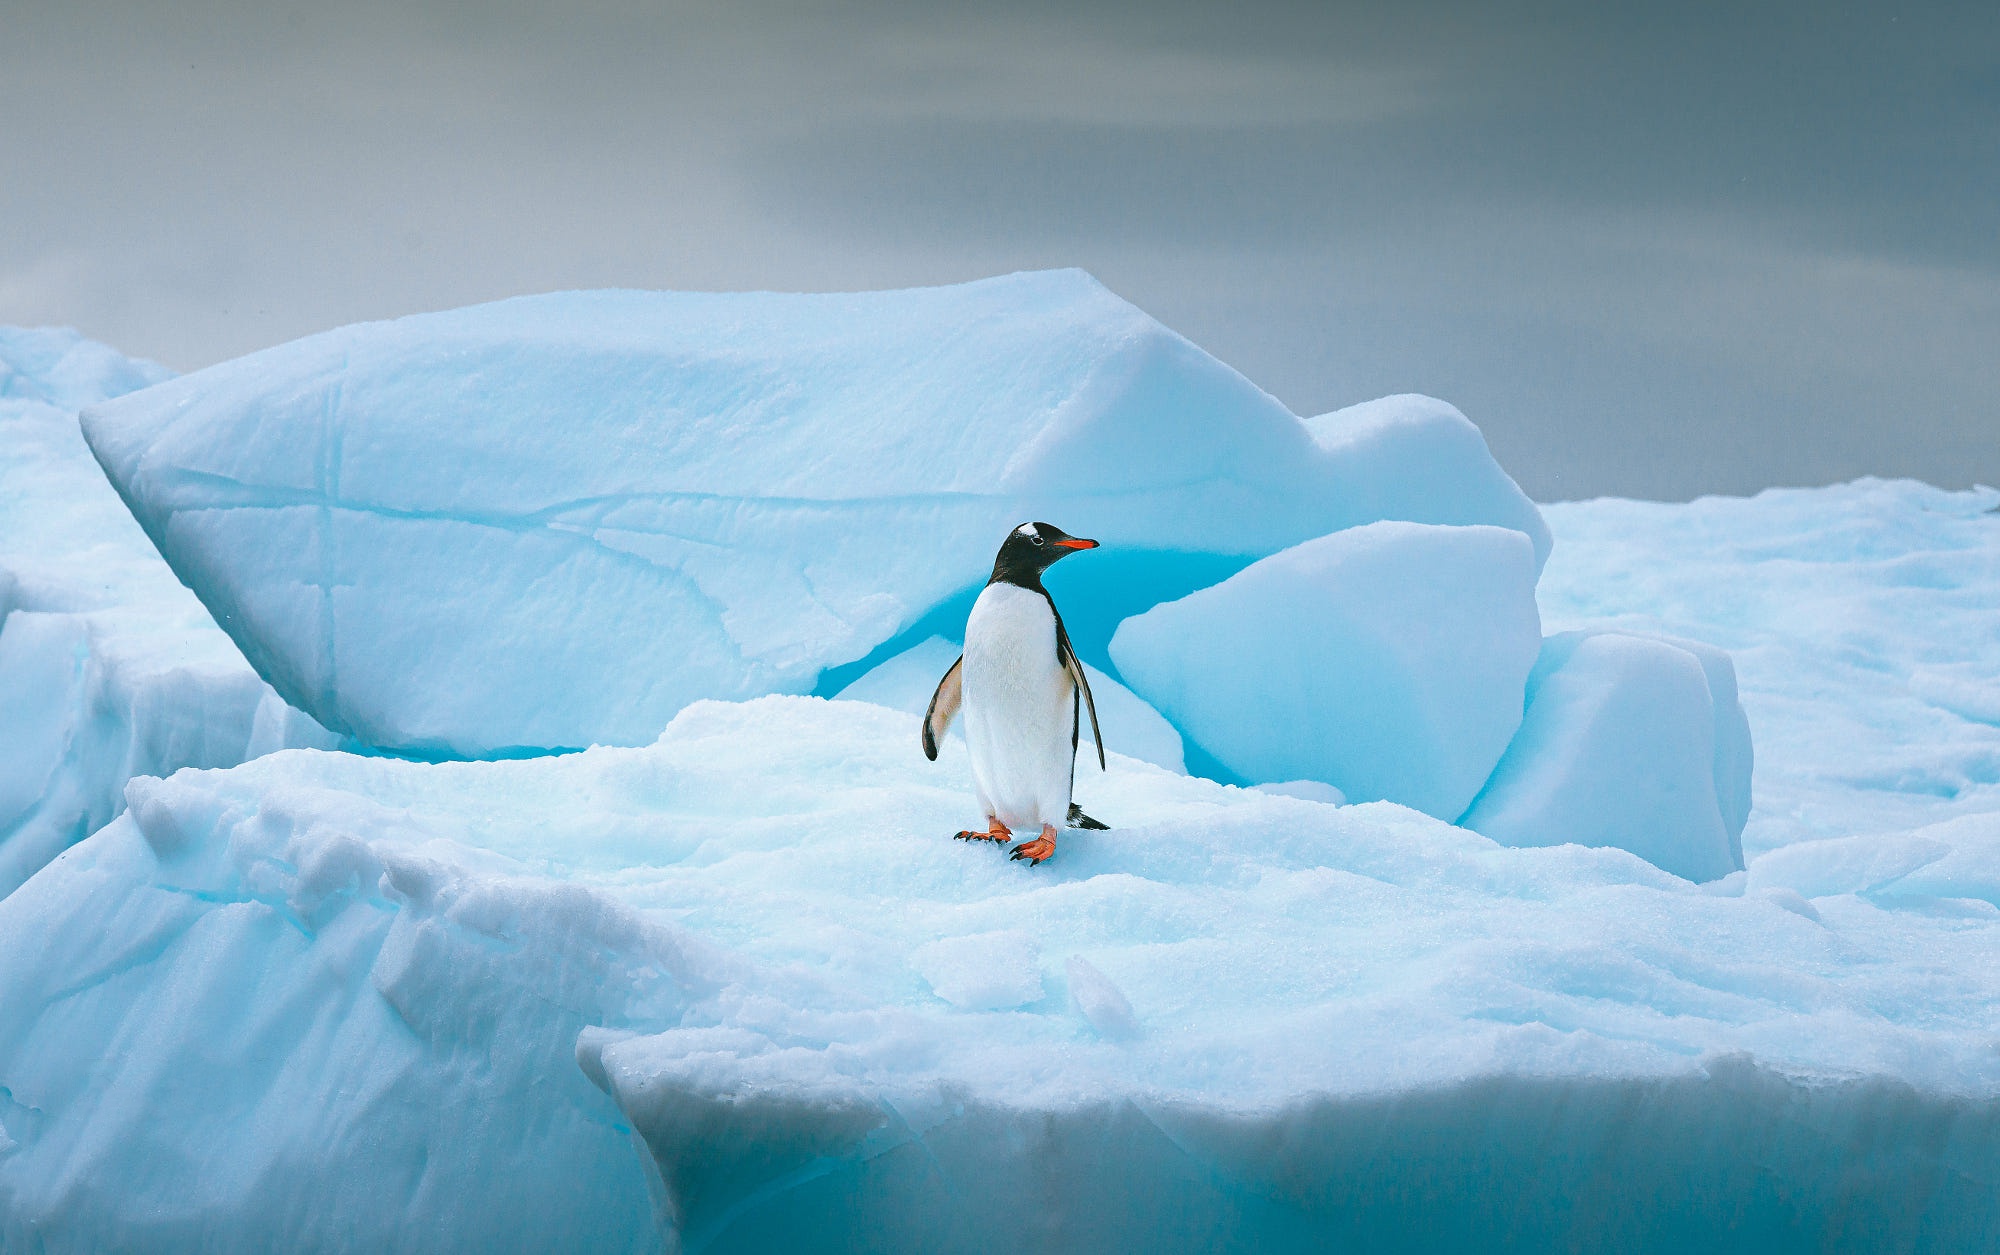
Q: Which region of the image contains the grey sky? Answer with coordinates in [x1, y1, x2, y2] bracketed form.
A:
[3, 0, 1994, 500]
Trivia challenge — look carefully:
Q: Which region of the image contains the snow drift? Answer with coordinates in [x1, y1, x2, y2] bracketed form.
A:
[78, 271, 1548, 758]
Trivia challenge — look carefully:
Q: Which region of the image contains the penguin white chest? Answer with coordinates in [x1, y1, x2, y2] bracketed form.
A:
[961, 583, 1076, 831]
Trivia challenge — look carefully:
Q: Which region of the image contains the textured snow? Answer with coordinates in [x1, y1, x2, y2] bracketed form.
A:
[0, 329, 334, 897]
[1109, 521, 1542, 817]
[1461, 630, 1753, 882]
[77, 271, 1547, 758]
[1253, 779, 1348, 805]
[4, 666, 1995, 1249]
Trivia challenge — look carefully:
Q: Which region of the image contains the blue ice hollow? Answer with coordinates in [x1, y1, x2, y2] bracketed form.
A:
[78, 270, 1548, 758]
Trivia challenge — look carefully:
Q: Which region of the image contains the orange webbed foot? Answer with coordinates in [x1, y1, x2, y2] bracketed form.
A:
[1010, 825, 1058, 865]
[955, 818, 1013, 844]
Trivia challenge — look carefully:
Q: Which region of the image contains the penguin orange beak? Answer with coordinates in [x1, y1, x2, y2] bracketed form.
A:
[1055, 538, 1098, 550]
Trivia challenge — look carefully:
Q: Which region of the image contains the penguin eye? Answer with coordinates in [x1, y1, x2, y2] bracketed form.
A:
[1031, 535, 1045, 546]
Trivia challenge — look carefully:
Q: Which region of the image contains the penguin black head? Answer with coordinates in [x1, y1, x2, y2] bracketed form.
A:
[989, 521, 1099, 589]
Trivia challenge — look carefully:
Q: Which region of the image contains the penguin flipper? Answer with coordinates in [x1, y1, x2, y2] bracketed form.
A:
[922, 654, 964, 761]
[1055, 624, 1106, 771]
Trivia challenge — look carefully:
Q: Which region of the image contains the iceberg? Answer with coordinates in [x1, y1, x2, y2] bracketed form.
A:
[0, 329, 334, 898]
[1109, 521, 1542, 818]
[8, 298, 1991, 1252]
[78, 272, 1548, 758]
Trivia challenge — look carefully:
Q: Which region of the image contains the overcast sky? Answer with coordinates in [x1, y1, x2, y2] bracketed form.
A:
[3, 0, 1994, 500]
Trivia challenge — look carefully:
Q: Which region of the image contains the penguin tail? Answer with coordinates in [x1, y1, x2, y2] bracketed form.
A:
[1066, 802, 1109, 831]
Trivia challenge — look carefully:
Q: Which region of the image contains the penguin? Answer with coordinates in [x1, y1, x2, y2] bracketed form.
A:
[922, 521, 1107, 865]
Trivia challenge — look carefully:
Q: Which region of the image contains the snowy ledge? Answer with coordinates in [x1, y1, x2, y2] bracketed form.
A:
[4, 695, 1996, 1251]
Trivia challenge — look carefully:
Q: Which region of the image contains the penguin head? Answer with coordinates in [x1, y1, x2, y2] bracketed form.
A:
[990, 521, 1099, 587]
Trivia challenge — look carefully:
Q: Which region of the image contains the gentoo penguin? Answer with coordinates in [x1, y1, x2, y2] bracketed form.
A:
[922, 521, 1107, 865]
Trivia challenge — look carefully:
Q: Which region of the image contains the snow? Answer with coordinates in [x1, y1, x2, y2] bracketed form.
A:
[1063, 955, 1139, 1041]
[1744, 830, 1953, 899]
[4, 681, 1996, 1250]
[0, 772, 667, 1253]
[0, 329, 334, 898]
[912, 931, 1046, 1011]
[1108, 521, 1542, 818]
[0, 326, 167, 412]
[1302, 393, 1552, 541]
[1253, 779, 1348, 805]
[1460, 630, 1752, 883]
[835, 633, 1185, 773]
[77, 271, 1547, 759]
[1534, 480, 2000, 862]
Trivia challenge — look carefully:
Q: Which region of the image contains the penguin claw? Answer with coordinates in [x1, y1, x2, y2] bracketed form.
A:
[1010, 830, 1058, 864]
[954, 821, 1013, 844]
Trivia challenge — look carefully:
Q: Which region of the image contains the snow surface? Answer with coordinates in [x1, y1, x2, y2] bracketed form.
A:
[1109, 521, 1542, 818]
[1536, 480, 2000, 862]
[4, 682, 1995, 1251]
[0, 329, 334, 898]
[78, 272, 1548, 758]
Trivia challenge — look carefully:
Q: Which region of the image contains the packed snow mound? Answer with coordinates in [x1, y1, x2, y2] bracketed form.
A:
[1460, 631, 1752, 883]
[1109, 522, 1541, 818]
[4, 694, 1997, 1252]
[836, 633, 1186, 773]
[79, 270, 1548, 758]
[0, 329, 334, 900]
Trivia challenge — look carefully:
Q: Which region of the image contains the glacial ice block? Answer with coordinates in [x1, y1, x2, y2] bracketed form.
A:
[1460, 631, 1752, 882]
[1108, 521, 1542, 818]
[78, 270, 1548, 758]
[0, 328, 335, 899]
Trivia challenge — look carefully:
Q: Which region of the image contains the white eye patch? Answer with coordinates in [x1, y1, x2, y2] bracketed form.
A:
[1016, 523, 1039, 540]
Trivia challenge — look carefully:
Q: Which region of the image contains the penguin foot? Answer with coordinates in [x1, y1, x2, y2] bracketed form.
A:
[1010, 826, 1059, 865]
[955, 818, 1013, 844]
